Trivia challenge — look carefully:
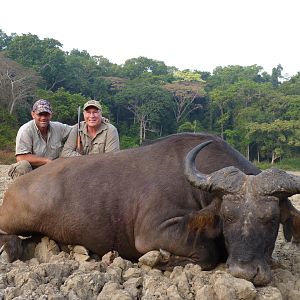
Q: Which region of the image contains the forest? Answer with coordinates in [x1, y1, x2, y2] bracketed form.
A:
[0, 29, 299, 166]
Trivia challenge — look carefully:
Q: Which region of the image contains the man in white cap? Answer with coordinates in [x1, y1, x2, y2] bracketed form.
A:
[61, 100, 119, 157]
[8, 99, 72, 179]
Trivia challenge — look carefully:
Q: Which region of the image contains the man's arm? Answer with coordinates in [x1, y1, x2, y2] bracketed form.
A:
[60, 125, 81, 157]
[104, 125, 120, 153]
[16, 154, 52, 167]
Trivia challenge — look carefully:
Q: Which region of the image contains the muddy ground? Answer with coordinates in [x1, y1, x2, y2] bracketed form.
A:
[0, 165, 299, 299]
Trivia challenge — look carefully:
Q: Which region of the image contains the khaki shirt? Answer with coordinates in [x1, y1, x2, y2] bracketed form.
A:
[16, 120, 72, 159]
[61, 121, 120, 157]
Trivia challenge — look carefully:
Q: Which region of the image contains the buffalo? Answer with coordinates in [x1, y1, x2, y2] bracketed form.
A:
[0, 133, 299, 286]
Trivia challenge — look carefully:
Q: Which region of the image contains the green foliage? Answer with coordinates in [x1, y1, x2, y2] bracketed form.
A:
[279, 72, 300, 95]
[63, 50, 114, 100]
[37, 88, 89, 124]
[270, 64, 283, 87]
[115, 79, 172, 143]
[121, 56, 172, 79]
[7, 33, 63, 68]
[255, 158, 300, 171]
[247, 119, 300, 161]
[0, 29, 15, 50]
[0, 124, 16, 151]
[178, 121, 204, 133]
[120, 135, 139, 149]
[173, 70, 203, 82]
[6, 33, 67, 91]
[0, 108, 18, 150]
[208, 65, 269, 88]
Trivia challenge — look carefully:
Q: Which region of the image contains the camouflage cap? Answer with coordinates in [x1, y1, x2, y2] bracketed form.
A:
[83, 100, 102, 111]
[32, 99, 53, 114]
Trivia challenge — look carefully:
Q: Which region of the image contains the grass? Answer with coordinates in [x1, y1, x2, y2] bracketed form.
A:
[255, 158, 300, 171]
[0, 151, 15, 165]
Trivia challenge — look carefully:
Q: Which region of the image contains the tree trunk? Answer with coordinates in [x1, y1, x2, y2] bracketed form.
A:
[220, 107, 224, 139]
[139, 120, 143, 145]
[9, 81, 16, 115]
[271, 151, 281, 164]
[116, 106, 120, 125]
[143, 121, 146, 141]
[247, 144, 250, 160]
[220, 123, 224, 139]
[209, 99, 213, 132]
[271, 152, 275, 165]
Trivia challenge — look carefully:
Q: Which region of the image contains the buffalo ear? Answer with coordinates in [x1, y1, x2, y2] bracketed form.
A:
[188, 197, 222, 239]
[290, 214, 300, 243]
[280, 199, 300, 243]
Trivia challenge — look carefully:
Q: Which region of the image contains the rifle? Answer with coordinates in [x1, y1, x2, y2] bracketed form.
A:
[76, 106, 82, 152]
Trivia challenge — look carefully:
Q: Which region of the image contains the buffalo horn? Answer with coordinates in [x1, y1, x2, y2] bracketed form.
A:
[257, 169, 300, 197]
[184, 141, 248, 195]
[184, 141, 217, 192]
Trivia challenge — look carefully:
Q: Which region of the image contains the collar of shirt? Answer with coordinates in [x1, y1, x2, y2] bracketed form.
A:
[33, 120, 51, 142]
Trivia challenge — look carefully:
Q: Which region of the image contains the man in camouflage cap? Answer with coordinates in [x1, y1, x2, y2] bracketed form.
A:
[8, 99, 72, 179]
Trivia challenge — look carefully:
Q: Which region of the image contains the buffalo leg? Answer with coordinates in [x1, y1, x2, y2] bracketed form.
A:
[135, 200, 222, 270]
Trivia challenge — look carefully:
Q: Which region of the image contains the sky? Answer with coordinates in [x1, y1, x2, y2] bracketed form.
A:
[1, 0, 300, 77]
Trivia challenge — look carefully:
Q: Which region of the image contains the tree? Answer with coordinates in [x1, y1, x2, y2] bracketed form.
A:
[102, 77, 128, 93]
[64, 49, 111, 99]
[279, 72, 300, 95]
[37, 88, 90, 124]
[177, 120, 204, 133]
[121, 56, 172, 79]
[208, 65, 269, 89]
[0, 107, 18, 150]
[6, 33, 67, 91]
[164, 81, 206, 127]
[0, 29, 15, 51]
[247, 120, 300, 163]
[115, 79, 172, 144]
[7, 34, 63, 67]
[164, 70, 206, 128]
[39, 47, 67, 91]
[0, 53, 41, 115]
[209, 87, 233, 138]
[270, 64, 283, 87]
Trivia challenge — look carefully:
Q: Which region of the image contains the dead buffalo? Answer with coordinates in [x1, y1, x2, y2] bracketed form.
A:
[0, 133, 299, 286]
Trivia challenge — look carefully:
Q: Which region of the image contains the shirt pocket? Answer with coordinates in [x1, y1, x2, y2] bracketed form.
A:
[49, 142, 62, 159]
[92, 141, 105, 154]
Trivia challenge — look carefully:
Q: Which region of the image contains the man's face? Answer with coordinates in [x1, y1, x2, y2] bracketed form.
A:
[31, 111, 52, 130]
[83, 107, 102, 128]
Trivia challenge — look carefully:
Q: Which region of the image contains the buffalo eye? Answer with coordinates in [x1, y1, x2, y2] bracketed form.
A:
[258, 216, 279, 225]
